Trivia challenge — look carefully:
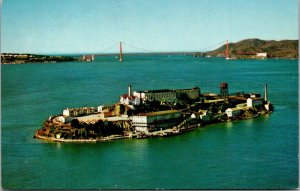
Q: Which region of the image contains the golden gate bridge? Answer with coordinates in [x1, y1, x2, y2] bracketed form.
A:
[81, 40, 229, 62]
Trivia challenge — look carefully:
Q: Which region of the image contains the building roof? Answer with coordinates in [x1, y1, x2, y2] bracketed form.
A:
[176, 87, 200, 91]
[139, 87, 199, 94]
[247, 97, 262, 101]
[226, 107, 242, 111]
[145, 89, 174, 93]
[136, 109, 180, 116]
[229, 96, 248, 101]
[204, 99, 225, 103]
[121, 94, 137, 99]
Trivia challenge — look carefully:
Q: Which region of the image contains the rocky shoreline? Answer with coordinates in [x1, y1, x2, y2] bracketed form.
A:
[34, 109, 269, 143]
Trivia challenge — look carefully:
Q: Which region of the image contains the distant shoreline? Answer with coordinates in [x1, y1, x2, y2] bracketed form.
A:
[1, 53, 79, 64]
[1, 53, 297, 65]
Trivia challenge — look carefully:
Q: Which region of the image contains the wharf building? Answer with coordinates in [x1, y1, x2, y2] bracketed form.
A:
[132, 110, 181, 133]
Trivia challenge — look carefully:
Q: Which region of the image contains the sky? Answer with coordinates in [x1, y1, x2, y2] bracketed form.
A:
[1, 0, 298, 54]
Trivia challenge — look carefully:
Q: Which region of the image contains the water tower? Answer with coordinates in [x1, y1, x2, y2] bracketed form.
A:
[220, 82, 229, 98]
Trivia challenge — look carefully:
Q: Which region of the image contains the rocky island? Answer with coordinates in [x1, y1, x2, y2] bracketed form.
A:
[34, 83, 273, 142]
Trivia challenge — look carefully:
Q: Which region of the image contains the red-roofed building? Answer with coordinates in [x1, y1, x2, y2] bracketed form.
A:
[120, 84, 141, 105]
[120, 94, 140, 105]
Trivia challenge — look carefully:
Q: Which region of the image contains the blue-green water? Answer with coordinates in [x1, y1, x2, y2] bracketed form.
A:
[2, 55, 298, 189]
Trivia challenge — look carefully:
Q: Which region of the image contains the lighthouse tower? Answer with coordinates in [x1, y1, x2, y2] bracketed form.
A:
[128, 84, 132, 97]
[263, 83, 271, 111]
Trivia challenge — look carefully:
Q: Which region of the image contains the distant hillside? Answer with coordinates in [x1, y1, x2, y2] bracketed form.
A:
[196, 39, 298, 59]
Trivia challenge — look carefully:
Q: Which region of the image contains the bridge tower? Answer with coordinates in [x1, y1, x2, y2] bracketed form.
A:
[225, 40, 229, 60]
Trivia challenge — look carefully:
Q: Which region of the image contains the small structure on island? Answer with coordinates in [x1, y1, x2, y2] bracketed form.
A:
[246, 98, 263, 108]
[120, 84, 141, 105]
[63, 108, 70, 116]
[225, 108, 242, 118]
[256, 52, 267, 59]
[82, 54, 95, 62]
[62, 107, 97, 117]
[264, 83, 271, 111]
[56, 133, 62, 139]
[132, 110, 181, 133]
[220, 82, 229, 99]
[57, 116, 65, 123]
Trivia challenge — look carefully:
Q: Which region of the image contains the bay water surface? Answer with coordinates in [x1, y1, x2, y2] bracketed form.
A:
[2, 55, 298, 189]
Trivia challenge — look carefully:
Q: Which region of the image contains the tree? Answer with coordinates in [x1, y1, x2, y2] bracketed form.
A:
[71, 119, 80, 129]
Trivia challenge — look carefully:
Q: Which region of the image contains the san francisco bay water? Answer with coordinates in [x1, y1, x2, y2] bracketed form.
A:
[1, 55, 298, 189]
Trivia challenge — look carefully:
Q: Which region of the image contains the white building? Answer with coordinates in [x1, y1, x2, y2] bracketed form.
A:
[57, 116, 65, 123]
[225, 108, 242, 118]
[120, 94, 140, 105]
[132, 110, 181, 133]
[97, 105, 115, 113]
[256, 52, 267, 59]
[264, 102, 271, 111]
[56, 133, 61, 139]
[133, 91, 146, 100]
[247, 98, 263, 108]
[97, 106, 103, 113]
[63, 109, 70, 116]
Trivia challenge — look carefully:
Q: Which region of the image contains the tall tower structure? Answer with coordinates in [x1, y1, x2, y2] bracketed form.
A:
[119, 42, 123, 62]
[128, 84, 132, 97]
[225, 40, 229, 60]
[220, 82, 229, 98]
[264, 83, 268, 102]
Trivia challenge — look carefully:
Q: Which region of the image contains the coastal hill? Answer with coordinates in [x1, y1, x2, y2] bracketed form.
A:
[195, 39, 298, 59]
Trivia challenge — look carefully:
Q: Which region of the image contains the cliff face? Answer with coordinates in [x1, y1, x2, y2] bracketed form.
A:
[201, 39, 298, 59]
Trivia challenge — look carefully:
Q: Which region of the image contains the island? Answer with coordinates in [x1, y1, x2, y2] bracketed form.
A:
[1, 53, 79, 64]
[34, 83, 273, 142]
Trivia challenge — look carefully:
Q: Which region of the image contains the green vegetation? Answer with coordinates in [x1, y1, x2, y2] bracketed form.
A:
[38, 118, 127, 140]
